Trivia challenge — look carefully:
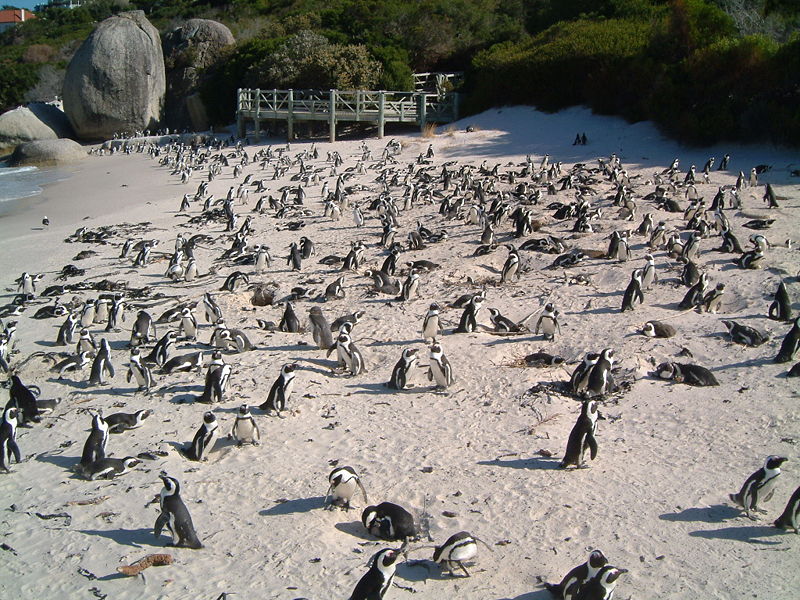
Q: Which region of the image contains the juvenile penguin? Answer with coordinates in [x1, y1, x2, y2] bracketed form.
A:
[362, 502, 417, 541]
[130, 310, 157, 347]
[773, 485, 800, 533]
[0, 407, 21, 472]
[230, 404, 260, 445]
[182, 411, 218, 461]
[536, 303, 561, 340]
[422, 302, 442, 341]
[730, 455, 787, 519]
[279, 302, 301, 333]
[544, 549, 608, 599]
[325, 465, 369, 510]
[774, 316, 800, 363]
[154, 472, 203, 548]
[621, 269, 644, 312]
[348, 547, 401, 600]
[387, 348, 419, 390]
[428, 341, 454, 388]
[309, 307, 334, 350]
[260, 363, 297, 415]
[560, 400, 604, 469]
[80, 412, 108, 467]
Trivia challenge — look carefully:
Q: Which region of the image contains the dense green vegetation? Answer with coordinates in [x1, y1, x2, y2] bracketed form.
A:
[0, 0, 798, 145]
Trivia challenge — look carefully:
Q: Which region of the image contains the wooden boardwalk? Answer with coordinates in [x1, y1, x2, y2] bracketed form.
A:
[236, 88, 461, 142]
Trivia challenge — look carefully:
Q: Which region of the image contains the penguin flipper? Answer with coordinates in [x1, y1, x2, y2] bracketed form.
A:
[107, 361, 115, 379]
[543, 582, 562, 595]
[9, 440, 20, 464]
[154, 512, 168, 538]
[586, 434, 598, 460]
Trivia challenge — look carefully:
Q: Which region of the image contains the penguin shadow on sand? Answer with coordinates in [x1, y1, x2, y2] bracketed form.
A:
[494, 591, 552, 600]
[688, 523, 786, 544]
[259, 495, 327, 516]
[334, 520, 376, 541]
[35, 450, 81, 474]
[659, 504, 741, 524]
[477, 455, 562, 471]
[78, 526, 159, 549]
[344, 381, 399, 396]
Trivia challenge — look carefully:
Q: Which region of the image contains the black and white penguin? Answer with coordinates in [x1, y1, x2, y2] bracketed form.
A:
[203, 292, 223, 325]
[154, 472, 203, 548]
[570, 353, 600, 396]
[0, 407, 21, 473]
[162, 351, 204, 374]
[641, 320, 676, 338]
[655, 362, 719, 386]
[348, 547, 401, 600]
[730, 455, 787, 519]
[428, 341, 454, 388]
[432, 531, 489, 577]
[536, 303, 561, 340]
[51, 350, 94, 378]
[678, 272, 708, 310]
[500, 244, 521, 283]
[230, 404, 260, 446]
[87, 338, 115, 386]
[722, 320, 769, 347]
[182, 411, 218, 461]
[387, 348, 419, 390]
[336, 333, 366, 376]
[769, 281, 792, 322]
[254, 245, 271, 274]
[576, 565, 628, 600]
[105, 409, 151, 433]
[773, 485, 800, 533]
[398, 269, 421, 301]
[130, 310, 157, 347]
[144, 331, 176, 367]
[584, 348, 615, 398]
[702, 282, 725, 313]
[455, 293, 484, 333]
[325, 465, 369, 510]
[544, 549, 608, 599]
[56, 313, 80, 346]
[179, 307, 197, 341]
[362, 502, 417, 541]
[774, 316, 800, 363]
[287, 242, 303, 271]
[309, 307, 334, 350]
[487, 308, 521, 333]
[260, 363, 297, 415]
[125, 347, 154, 392]
[279, 302, 301, 333]
[621, 269, 644, 312]
[79, 456, 141, 480]
[560, 400, 604, 469]
[6, 375, 41, 425]
[641, 254, 657, 290]
[196, 361, 231, 404]
[80, 412, 108, 467]
[422, 302, 442, 341]
[76, 328, 96, 355]
[324, 275, 346, 301]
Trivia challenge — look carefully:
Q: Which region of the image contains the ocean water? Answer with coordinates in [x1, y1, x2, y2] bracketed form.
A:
[0, 162, 68, 215]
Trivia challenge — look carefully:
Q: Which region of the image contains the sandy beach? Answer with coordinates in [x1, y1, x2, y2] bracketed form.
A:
[0, 106, 799, 600]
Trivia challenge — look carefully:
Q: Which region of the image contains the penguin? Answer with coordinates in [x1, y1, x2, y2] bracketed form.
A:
[584, 348, 615, 398]
[144, 331, 176, 367]
[105, 409, 151, 433]
[722, 320, 769, 347]
[279, 302, 301, 333]
[106, 295, 125, 332]
[432, 531, 489, 577]
[336, 333, 366, 376]
[719, 227, 744, 254]
[524, 351, 565, 367]
[203, 292, 223, 325]
[80, 412, 108, 467]
[500, 244, 521, 283]
[362, 502, 417, 541]
[536, 303, 561, 340]
[79, 299, 96, 328]
[162, 351, 204, 374]
[544, 549, 609, 599]
[487, 308, 521, 333]
[79, 456, 141, 480]
[324, 275, 346, 301]
[179, 307, 198, 341]
[773, 485, 800, 533]
[348, 547, 401, 600]
[6, 375, 41, 425]
[387, 348, 419, 390]
[230, 404, 260, 445]
[196, 362, 231, 404]
[680, 259, 700, 287]
[768, 281, 792, 322]
[702, 282, 725, 314]
[76, 328, 96, 354]
[260, 364, 297, 415]
[655, 362, 719, 386]
[570, 353, 600, 396]
[309, 307, 334, 350]
[422, 302, 442, 341]
[678, 273, 708, 310]
[427, 341, 454, 388]
[576, 565, 628, 600]
[641, 254, 657, 290]
[0, 407, 21, 473]
[288, 242, 303, 271]
[641, 321, 675, 338]
[325, 465, 369, 510]
[621, 269, 644, 312]
[774, 316, 800, 363]
[88, 338, 115, 385]
[397, 269, 421, 302]
[131, 310, 157, 347]
[154, 472, 203, 549]
[254, 245, 271, 274]
[299, 236, 315, 259]
[455, 293, 484, 333]
[182, 411, 218, 461]
[560, 400, 603, 469]
[736, 248, 764, 270]
[51, 350, 94, 378]
[56, 313, 80, 346]
[730, 455, 787, 519]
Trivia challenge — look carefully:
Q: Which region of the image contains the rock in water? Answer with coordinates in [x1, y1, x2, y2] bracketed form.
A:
[63, 11, 165, 140]
[0, 107, 58, 150]
[10, 139, 87, 167]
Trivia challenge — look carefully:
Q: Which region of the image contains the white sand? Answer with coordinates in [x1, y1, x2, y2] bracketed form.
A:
[0, 106, 799, 599]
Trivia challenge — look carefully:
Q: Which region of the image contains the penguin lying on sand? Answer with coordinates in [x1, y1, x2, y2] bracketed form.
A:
[655, 362, 718, 386]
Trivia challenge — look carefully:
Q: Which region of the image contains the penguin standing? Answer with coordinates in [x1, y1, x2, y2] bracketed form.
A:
[126, 347, 154, 392]
[56, 313, 79, 346]
[774, 316, 800, 363]
[576, 565, 628, 600]
[179, 307, 198, 341]
[88, 338, 115, 385]
[196, 361, 231, 404]
[309, 307, 334, 349]
[422, 302, 442, 341]
[230, 404, 260, 446]
[182, 411, 218, 461]
[260, 364, 297, 415]
[773, 485, 800, 533]
[730, 455, 788, 519]
[254, 245, 271, 274]
[144, 331, 176, 367]
[544, 549, 608, 599]
[620, 269, 644, 312]
[80, 412, 108, 467]
[131, 310, 157, 347]
[288, 242, 303, 271]
[584, 348, 615, 398]
[455, 293, 484, 333]
[362, 502, 417, 541]
[397, 269, 420, 301]
[203, 292, 223, 325]
[336, 333, 366, 376]
[387, 348, 419, 390]
[325, 465, 369, 510]
[154, 472, 203, 548]
[536, 303, 561, 340]
[0, 407, 21, 473]
[279, 302, 301, 333]
[500, 244, 521, 283]
[6, 375, 41, 425]
[427, 341, 454, 388]
[641, 254, 657, 290]
[348, 547, 401, 600]
[768, 281, 792, 322]
[432, 531, 490, 577]
[560, 400, 604, 469]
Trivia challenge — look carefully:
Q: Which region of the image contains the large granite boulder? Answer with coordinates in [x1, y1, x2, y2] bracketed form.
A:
[162, 19, 234, 131]
[62, 11, 165, 140]
[10, 139, 87, 167]
[0, 106, 58, 150]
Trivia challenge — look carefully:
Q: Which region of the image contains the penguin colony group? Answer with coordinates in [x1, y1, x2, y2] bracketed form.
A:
[1, 126, 798, 600]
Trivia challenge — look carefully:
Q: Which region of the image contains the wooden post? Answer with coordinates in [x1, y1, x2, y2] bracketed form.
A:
[287, 89, 294, 141]
[329, 89, 336, 143]
[418, 93, 427, 132]
[236, 88, 245, 139]
[254, 88, 261, 142]
[378, 91, 385, 138]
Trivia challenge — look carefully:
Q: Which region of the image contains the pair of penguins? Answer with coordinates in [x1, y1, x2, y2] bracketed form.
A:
[730, 455, 800, 533]
[545, 550, 627, 600]
[180, 403, 265, 462]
